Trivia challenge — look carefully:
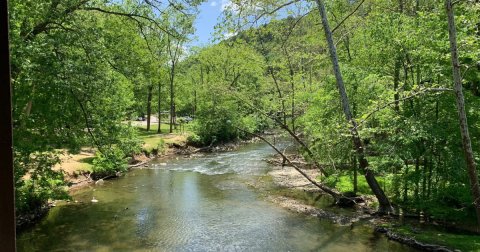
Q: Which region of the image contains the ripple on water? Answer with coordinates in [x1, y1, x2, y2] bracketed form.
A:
[17, 141, 419, 252]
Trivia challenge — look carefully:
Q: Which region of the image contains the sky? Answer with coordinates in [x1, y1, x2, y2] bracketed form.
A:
[191, 0, 231, 47]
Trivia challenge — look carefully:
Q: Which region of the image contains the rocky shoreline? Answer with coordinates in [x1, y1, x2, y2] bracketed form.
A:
[257, 155, 465, 252]
[16, 139, 472, 252]
[248, 157, 376, 226]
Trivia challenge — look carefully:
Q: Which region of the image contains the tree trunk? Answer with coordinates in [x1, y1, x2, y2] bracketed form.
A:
[427, 154, 432, 199]
[146, 85, 153, 131]
[422, 155, 427, 200]
[404, 161, 409, 203]
[173, 103, 177, 131]
[193, 89, 196, 118]
[353, 155, 358, 194]
[445, 0, 480, 227]
[269, 67, 287, 126]
[25, 98, 33, 116]
[394, 60, 400, 112]
[291, 68, 295, 134]
[170, 71, 174, 134]
[473, 80, 479, 97]
[415, 157, 419, 200]
[315, 0, 392, 213]
[157, 81, 162, 133]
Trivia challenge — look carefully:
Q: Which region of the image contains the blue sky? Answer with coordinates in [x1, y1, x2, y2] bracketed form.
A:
[192, 0, 230, 47]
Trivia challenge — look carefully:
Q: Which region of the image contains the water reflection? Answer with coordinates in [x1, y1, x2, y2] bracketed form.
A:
[17, 141, 418, 252]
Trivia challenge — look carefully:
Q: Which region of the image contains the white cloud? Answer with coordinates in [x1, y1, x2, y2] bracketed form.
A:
[210, 1, 217, 6]
[223, 32, 237, 40]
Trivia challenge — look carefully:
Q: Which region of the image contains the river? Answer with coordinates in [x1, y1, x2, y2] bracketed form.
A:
[17, 141, 418, 251]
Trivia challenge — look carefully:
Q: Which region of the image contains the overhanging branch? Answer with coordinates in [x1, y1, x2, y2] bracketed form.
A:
[235, 126, 343, 201]
[354, 88, 454, 130]
[331, 0, 366, 34]
[81, 7, 176, 37]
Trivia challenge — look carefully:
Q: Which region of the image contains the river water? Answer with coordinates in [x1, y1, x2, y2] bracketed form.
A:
[17, 142, 417, 252]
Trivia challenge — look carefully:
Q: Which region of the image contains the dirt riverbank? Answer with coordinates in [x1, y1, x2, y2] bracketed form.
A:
[254, 155, 470, 252]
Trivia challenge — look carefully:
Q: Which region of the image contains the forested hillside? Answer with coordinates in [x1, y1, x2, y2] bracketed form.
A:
[10, 0, 480, 228]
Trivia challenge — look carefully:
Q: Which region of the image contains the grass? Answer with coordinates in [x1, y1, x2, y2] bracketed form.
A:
[77, 157, 95, 172]
[322, 173, 388, 195]
[47, 123, 190, 175]
[136, 123, 191, 147]
[384, 224, 480, 252]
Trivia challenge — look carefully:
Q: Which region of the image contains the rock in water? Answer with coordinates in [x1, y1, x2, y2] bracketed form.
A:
[91, 197, 98, 203]
[95, 179, 104, 185]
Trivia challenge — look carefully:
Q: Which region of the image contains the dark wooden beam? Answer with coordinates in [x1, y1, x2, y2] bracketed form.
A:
[0, 0, 17, 250]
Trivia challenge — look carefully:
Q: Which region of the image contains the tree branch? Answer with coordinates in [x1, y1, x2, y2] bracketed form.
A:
[81, 7, 176, 37]
[355, 88, 454, 130]
[246, 0, 301, 29]
[452, 0, 480, 6]
[236, 126, 343, 201]
[70, 89, 106, 156]
[331, 0, 367, 34]
[229, 90, 330, 176]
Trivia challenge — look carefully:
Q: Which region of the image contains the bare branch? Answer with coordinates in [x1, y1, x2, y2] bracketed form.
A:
[244, 0, 301, 29]
[229, 90, 330, 176]
[331, 0, 367, 34]
[23, 0, 90, 41]
[281, 10, 313, 48]
[355, 88, 454, 130]
[462, 60, 480, 80]
[452, 0, 480, 6]
[138, 24, 159, 61]
[335, 30, 352, 47]
[236, 126, 342, 201]
[81, 7, 176, 37]
[70, 89, 106, 156]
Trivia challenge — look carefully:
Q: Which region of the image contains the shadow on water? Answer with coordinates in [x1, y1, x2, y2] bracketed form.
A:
[17, 141, 419, 252]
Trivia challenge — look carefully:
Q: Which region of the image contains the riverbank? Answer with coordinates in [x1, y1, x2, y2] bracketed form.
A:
[258, 155, 479, 252]
[16, 133, 260, 229]
[17, 138, 480, 252]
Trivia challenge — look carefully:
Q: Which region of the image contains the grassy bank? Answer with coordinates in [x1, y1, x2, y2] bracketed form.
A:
[53, 123, 190, 176]
[137, 123, 191, 148]
[379, 223, 480, 252]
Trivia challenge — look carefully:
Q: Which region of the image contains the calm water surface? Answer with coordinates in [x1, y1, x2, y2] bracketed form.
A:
[17, 142, 418, 252]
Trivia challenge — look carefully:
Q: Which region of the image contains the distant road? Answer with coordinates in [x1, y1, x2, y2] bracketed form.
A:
[129, 115, 159, 126]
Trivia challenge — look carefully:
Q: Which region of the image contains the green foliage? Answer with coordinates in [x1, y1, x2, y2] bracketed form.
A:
[186, 131, 202, 145]
[384, 224, 480, 252]
[9, 0, 199, 211]
[156, 138, 167, 154]
[14, 150, 71, 212]
[92, 147, 129, 174]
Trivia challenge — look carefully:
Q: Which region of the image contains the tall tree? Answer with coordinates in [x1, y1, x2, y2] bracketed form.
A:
[314, 0, 392, 213]
[445, 0, 480, 227]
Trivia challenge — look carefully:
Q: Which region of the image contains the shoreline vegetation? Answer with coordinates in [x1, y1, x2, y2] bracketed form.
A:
[17, 131, 479, 252]
[15, 126, 259, 229]
[261, 154, 480, 252]
[10, 0, 480, 250]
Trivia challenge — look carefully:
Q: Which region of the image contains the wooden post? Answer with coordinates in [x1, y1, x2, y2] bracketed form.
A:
[0, 0, 17, 250]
